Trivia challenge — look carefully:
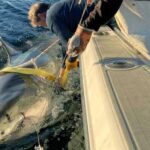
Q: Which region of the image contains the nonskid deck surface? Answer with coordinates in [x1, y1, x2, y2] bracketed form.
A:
[116, 0, 150, 54]
[80, 27, 150, 150]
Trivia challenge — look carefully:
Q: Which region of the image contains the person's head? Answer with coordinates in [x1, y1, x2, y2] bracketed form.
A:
[28, 2, 50, 27]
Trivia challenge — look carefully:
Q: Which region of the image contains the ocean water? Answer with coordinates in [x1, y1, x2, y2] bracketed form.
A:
[0, 1, 84, 149]
[0, 0, 53, 49]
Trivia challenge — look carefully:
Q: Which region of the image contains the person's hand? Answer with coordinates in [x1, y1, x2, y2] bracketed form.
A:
[67, 25, 92, 55]
[67, 34, 80, 55]
[87, 0, 93, 5]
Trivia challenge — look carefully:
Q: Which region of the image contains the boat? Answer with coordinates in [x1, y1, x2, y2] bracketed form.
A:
[80, 0, 150, 149]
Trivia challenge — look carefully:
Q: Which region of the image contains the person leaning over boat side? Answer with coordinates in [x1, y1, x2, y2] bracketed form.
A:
[28, 1, 116, 57]
[57, 0, 123, 80]
[28, 0, 95, 57]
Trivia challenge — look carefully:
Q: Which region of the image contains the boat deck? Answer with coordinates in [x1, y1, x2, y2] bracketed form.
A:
[80, 27, 150, 150]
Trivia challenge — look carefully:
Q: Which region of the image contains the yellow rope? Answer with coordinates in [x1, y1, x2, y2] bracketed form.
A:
[0, 66, 56, 81]
[61, 69, 69, 87]
[60, 59, 78, 86]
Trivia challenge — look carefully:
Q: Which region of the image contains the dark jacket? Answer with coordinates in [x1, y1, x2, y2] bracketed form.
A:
[81, 0, 123, 31]
[46, 0, 94, 49]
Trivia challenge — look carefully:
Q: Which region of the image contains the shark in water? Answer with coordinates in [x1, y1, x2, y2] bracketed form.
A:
[0, 38, 53, 115]
[0, 38, 61, 149]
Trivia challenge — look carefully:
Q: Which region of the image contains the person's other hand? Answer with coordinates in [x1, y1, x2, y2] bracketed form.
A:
[67, 25, 92, 55]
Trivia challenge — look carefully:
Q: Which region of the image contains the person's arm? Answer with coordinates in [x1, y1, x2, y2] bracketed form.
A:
[81, 0, 123, 31]
[67, 0, 123, 55]
[46, 7, 73, 49]
[49, 17, 73, 49]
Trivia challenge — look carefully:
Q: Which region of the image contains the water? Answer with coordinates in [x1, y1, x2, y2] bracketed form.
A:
[0, 1, 84, 149]
[0, 0, 53, 49]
